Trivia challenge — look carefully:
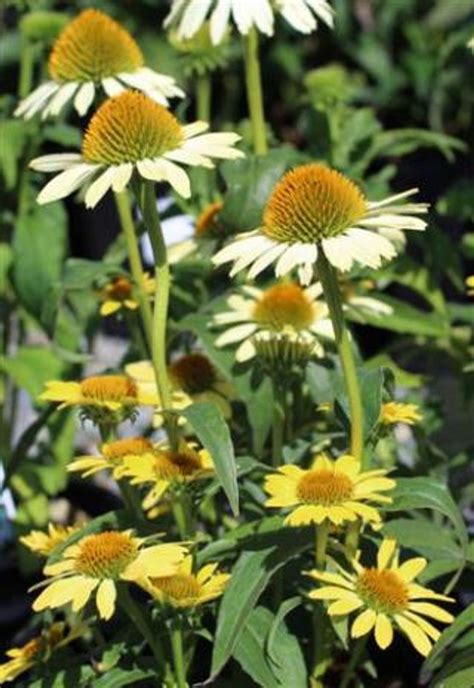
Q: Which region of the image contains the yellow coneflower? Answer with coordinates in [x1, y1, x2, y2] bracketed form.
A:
[264, 453, 395, 526]
[0, 622, 85, 684]
[20, 524, 80, 557]
[68, 436, 156, 478]
[380, 402, 422, 426]
[39, 374, 158, 426]
[118, 441, 214, 513]
[141, 555, 229, 608]
[32, 530, 188, 620]
[466, 275, 474, 297]
[213, 282, 334, 362]
[99, 274, 155, 317]
[308, 538, 454, 656]
[213, 163, 428, 284]
[127, 352, 234, 424]
[164, 0, 334, 45]
[29, 91, 243, 208]
[15, 9, 184, 119]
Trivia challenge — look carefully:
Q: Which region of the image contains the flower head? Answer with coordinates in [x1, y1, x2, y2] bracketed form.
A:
[380, 402, 422, 426]
[68, 436, 156, 479]
[20, 523, 80, 557]
[32, 529, 188, 620]
[118, 441, 214, 513]
[264, 453, 395, 526]
[15, 9, 184, 119]
[39, 374, 158, 425]
[30, 91, 243, 207]
[213, 163, 428, 284]
[141, 555, 229, 608]
[213, 282, 334, 362]
[308, 538, 454, 656]
[164, 0, 334, 45]
[126, 353, 234, 424]
[0, 622, 85, 684]
[99, 273, 155, 317]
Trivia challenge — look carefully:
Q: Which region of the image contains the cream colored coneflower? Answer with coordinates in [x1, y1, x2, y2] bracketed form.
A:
[29, 91, 243, 207]
[68, 436, 156, 479]
[20, 524, 80, 557]
[141, 555, 229, 608]
[264, 453, 395, 526]
[380, 402, 422, 426]
[308, 538, 454, 656]
[213, 282, 334, 362]
[14, 9, 184, 120]
[32, 530, 188, 620]
[118, 441, 214, 513]
[0, 622, 85, 684]
[126, 353, 234, 424]
[213, 164, 428, 284]
[98, 273, 155, 317]
[39, 374, 158, 425]
[164, 0, 334, 45]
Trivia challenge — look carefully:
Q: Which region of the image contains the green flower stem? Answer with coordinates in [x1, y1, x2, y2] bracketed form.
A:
[196, 73, 211, 122]
[271, 380, 285, 467]
[18, 38, 34, 98]
[172, 492, 194, 540]
[312, 520, 330, 682]
[137, 181, 178, 450]
[339, 635, 368, 688]
[317, 251, 364, 463]
[114, 191, 154, 354]
[170, 620, 188, 688]
[118, 585, 167, 683]
[243, 27, 268, 155]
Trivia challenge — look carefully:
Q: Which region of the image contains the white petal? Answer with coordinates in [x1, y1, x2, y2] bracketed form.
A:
[164, 148, 215, 168]
[73, 82, 95, 116]
[29, 153, 84, 172]
[180, 0, 213, 38]
[368, 188, 419, 209]
[215, 323, 258, 346]
[247, 242, 287, 279]
[14, 82, 59, 118]
[111, 163, 133, 192]
[42, 82, 78, 119]
[84, 166, 119, 208]
[102, 77, 125, 97]
[236, 338, 257, 362]
[37, 164, 99, 205]
[210, 0, 232, 44]
[137, 158, 191, 198]
[321, 236, 355, 272]
[212, 233, 267, 264]
[182, 121, 209, 138]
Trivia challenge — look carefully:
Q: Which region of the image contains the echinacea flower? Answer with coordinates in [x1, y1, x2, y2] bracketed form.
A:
[308, 538, 454, 656]
[380, 402, 422, 426]
[29, 91, 243, 208]
[118, 441, 214, 512]
[213, 163, 428, 284]
[126, 353, 234, 423]
[20, 524, 80, 557]
[140, 555, 229, 608]
[164, 0, 334, 45]
[14, 9, 184, 120]
[32, 530, 188, 620]
[99, 274, 155, 317]
[0, 622, 85, 684]
[68, 436, 157, 479]
[39, 374, 158, 425]
[264, 453, 395, 526]
[213, 282, 334, 362]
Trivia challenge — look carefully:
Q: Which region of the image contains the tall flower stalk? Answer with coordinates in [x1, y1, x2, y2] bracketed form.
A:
[243, 27, 267, 155]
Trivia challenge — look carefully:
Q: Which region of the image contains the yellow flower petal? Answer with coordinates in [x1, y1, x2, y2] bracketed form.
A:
[33, 576, 84, 611]
[71, 577, 100, 612]
[374, 613, 394, 649]
[408, 584, 453, 602]
[285, 504, 326, 526]
[307, 570, 355, 589]
[395, 615, 433, 656]
[44, 559, 75, 576]
[396, 558, 427, 582]
[351, 608, 377, 637]
[377, 538, 397, 569]
[404, 612, 441, 642]
[39, 381, 82, 403]
[328, 597, 363, 615]
[308, 586, 359, 601]
[407, 602, 453, 623]
[96, 579, 117, 620]
[334, 454, 360, 478]
[123, 543, 187, 580]
[100, 300, 121, 316]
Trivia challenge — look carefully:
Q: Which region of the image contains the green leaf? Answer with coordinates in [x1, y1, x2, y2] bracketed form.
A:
[220, 148, 308, 232]
[421, 606, 474, 681]
[383, 518, 463, 563]
[12, 202, 67, 321]
[383, 478, 468, 550]
[93, 668, 155, 688]
[0, 346, 65, 400]
[0, 119, 27, 188]
[266, 596, 302, 664]
[435, 667, 474, 688]
[233, 606, 307, 688]
[43, 123, 81, 148]
[346, 295, 449, 337]
[181, 401, 239, 516]
[210, 527, 310, 680]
